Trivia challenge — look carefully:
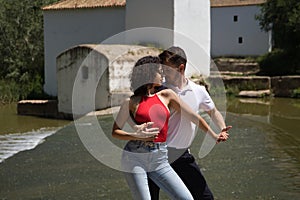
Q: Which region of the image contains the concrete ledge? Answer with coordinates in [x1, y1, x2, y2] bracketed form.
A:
[212, 58, 259, 74]
[17, 100, 120, 119]
[17, 100, 72, 120]
[207, 75, 300, 98]
[87, 106, 120, 116]
[238, 89, 271, 98]
[208, 75, 271, 91]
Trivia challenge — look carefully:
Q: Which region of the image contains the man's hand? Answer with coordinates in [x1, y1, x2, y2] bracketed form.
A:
[217, 126, 232, 143]
[221, 126, 232, 132]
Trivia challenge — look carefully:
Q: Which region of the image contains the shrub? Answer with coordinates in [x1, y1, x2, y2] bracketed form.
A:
[291, 88, 300, 98]
[257, 49, 300, 76]
[0, 75, 54, 104]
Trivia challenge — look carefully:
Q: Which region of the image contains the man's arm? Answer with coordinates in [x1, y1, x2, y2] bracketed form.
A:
[206, 107, 231, 132]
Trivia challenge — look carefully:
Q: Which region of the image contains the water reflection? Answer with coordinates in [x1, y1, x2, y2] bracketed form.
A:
[0, 103, 69, 135]
[227, 97, 300, 134]
[226, 97, 300, 198]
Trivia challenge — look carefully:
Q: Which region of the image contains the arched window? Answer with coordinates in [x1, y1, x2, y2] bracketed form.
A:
[82, 66, 89, 80]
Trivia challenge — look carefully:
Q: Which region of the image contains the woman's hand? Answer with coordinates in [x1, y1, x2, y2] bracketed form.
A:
[133, 122, 159, 140]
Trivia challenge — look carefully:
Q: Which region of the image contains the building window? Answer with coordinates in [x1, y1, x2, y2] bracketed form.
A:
[233, 15, 238, 22]
[238, 37, 243, 44]
[82, 66, 89, 80]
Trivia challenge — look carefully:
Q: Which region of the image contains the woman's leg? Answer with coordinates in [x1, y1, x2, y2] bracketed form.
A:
[149, 165, 194, 200]
[122, 142, 152, 200]
[124, 166, 151, 200]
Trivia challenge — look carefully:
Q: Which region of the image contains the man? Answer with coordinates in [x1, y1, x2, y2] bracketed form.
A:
[148, 46, 231, 200]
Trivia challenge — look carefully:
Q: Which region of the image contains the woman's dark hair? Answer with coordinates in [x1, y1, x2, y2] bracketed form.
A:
[130, 56, 161, 96]
[159, 46, 187, 67]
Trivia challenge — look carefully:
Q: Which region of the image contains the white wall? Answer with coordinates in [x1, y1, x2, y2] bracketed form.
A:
[57, 46, 111, 115]
[125, 0, 174, 48]
[126, 0, 211, 76]
[56, 44, 161, 115]
[174, 0, 211, 76]
[43, 7, 125, 96]
[211, 5, 271, 57]
[44, 3, 271, 97]
[126, 0, 173, 30]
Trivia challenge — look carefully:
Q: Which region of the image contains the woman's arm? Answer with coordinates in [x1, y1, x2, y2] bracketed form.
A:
[112, 99, 159, 141]
[162, 89, 228, 142]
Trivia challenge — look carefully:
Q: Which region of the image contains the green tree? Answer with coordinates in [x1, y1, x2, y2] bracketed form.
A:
[256, 0, 300, 75]
[0, 0, 59, 101]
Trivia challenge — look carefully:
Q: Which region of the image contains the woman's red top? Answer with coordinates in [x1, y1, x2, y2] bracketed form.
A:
[134, 94, 170, 143]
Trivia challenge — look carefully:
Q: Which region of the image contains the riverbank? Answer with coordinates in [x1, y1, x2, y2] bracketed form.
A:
[207, 75, 300, 97]
[14, 57, 300, 119]
[16, 74, 300, 120]
[211, 58, 300, 98]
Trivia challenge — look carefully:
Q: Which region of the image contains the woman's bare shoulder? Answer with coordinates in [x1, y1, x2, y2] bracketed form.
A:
[157, 89, 176, 98]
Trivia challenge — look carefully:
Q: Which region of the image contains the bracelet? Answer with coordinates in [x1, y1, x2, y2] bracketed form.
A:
[221, 127, 227, 132]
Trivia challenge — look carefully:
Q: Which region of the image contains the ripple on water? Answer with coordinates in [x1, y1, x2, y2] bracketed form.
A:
[0, 128, 58, 163]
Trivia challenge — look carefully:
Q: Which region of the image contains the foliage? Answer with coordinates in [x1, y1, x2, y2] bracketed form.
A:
[256, 0, 300, 76]
[257, 49, 300, 76]
[0, 75, 53, 104]
[0, 0, 59, 102]
[0, 80, 20, 103]
[256, 0, 300, 51]
[291, 87, 300, 98]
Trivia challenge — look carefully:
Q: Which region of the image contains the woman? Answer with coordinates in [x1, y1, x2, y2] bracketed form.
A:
[112, 56, 228, 200]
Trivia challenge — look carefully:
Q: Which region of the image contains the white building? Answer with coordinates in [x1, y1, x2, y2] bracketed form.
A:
[43, 0, 210, 96]
[211, 0, 270, 57]
[43, 0, 126, 96]
[57, 44, 160, 115]
[42, 0, 269, 96]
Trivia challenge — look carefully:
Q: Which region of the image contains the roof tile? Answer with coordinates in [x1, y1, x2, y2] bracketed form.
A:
[43, 0, 265, 10]
[43, 0, 126, 10]
[210, 0, 266, 7]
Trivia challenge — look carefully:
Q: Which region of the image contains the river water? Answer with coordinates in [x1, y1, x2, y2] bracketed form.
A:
[0, 103, 69, 162]
[0, 98, 299, 199]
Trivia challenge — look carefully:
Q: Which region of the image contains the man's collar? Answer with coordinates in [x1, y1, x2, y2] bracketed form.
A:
[163, 78, 191, 93]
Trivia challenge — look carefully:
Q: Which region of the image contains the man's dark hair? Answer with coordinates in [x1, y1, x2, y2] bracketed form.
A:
[159, 46, 187, 66]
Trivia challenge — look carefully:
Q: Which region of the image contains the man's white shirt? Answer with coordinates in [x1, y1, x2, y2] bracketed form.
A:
[164, 79, 215, 149]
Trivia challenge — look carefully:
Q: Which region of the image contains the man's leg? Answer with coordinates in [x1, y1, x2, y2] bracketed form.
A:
[171, 150, 214, 200]
[148, 164, 193, 200]
[148, 177, 160, 200]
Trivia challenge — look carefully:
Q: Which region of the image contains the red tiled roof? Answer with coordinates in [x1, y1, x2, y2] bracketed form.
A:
[42, 0, 126, 10]
[210, 0, 266, 7]
[43, 0, 265, 10]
